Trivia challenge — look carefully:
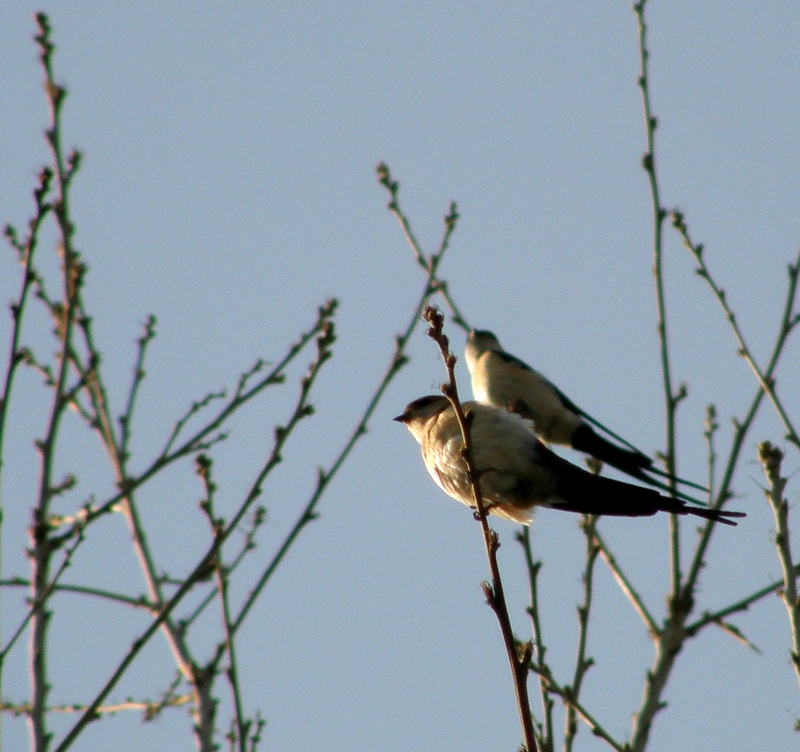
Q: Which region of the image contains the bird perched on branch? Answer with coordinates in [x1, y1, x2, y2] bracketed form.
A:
[464, 329, 704, 498]
[395, 395, 744, 526]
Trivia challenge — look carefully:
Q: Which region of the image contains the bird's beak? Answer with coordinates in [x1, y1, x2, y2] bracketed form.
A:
[393, 413, 408, 423]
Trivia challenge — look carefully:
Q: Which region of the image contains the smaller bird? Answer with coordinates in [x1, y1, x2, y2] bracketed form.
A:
[465, 329, 704, 498]
[395, 395, 744, 526]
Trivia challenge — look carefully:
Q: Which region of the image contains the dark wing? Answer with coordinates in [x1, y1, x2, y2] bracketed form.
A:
[494, 347, 708, 495]
[494, 348, 649, 455]
[532, 443, 743, 525]
[531, 443, 662, 517]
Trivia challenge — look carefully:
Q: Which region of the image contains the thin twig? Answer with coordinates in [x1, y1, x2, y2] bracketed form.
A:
[0, 578, 156, 612]
[564, 515, 599, 752]
[119, 314, 157, 460]
[0, 163, 53, 518]
[204, 466, 249, 752]
[593, 530, 658, 637]
[28, 15, 83, 748]
[633, 0, 683, 599]
[55, 301, 335, 540]
[230, 176, 461, 632]
[0, 165, 53, 708]
[685, 565, 800, 637]
[1, 692, 193, 719]
[68, 308, 219, 747]
[218, 569, 248, 752]
[527, 667, 626, 752]
[674, 213, 800, 450]
[1, 525, 86, 663]
[52, 322, 335, 752]
[629, 5, 697, 748]
[517, 528, 554, 751]
[683, 233, 800, 595]
[377, 163, 470, 332]
[703, 404, 718, 503]
[180, 506, 265, 631]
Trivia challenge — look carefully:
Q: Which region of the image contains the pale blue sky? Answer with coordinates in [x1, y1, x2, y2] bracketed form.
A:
[2, 4, 800, 751]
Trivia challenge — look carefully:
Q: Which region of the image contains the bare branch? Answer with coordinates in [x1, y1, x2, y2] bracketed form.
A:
[686, 566, 800, 637]
[527, 666, 627, 752]
[377, 163, 470, 331]
[673, 213, 800, 451]
[564, 515, 599, 752]
[424, 305, 538, 752]
[594, 530, 658, 637]
[632, 0, 682, 600]
[230, 176, 462, 630]
[517, 528, 555, 750]
[759, 442, 800, 687]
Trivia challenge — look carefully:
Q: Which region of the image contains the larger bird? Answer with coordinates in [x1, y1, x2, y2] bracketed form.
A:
[465, 329, 703, 496]
[395, 395, 744, 526]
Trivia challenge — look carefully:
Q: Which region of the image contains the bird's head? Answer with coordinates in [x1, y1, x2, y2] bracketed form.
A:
[394, 395, 450, 441]
[465, 329, 502, 370]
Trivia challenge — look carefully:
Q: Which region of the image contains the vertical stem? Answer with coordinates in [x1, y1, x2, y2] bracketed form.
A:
[29, 17, 78, 750]
[759, 442, 800, 687]
[0, 173, 53, 710]
[633, 0, 681, 597]
[518, 528, 554, 751]
[630, 618, 683, 752]
[563, 516, 598, 752]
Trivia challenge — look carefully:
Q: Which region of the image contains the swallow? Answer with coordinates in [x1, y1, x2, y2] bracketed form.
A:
[464, 329, 706, 499]
[395, 395, 744, 526]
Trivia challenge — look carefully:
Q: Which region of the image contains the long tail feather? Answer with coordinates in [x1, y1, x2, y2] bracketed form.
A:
[643, 464, 709, 492]
[621, 467, 709, 507]
[546, 453, 745, 526]
[571, 424, 709, 497]
[677, 506, 746, 527]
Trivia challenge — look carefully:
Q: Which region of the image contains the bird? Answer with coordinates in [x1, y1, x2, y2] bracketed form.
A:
[464, 329, 705, 498]
[394, 395, 744, 526]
